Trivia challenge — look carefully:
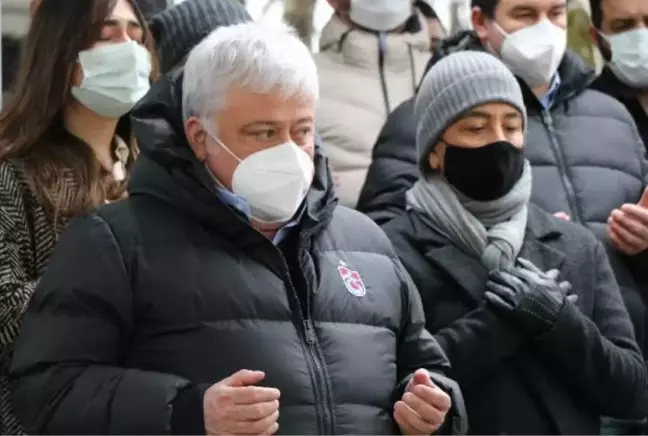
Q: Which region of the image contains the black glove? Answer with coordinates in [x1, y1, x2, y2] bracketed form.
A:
[484, 258, 573, 335]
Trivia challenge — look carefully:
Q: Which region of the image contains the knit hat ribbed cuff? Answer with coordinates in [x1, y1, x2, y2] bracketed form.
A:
[414, 51, 526, 174]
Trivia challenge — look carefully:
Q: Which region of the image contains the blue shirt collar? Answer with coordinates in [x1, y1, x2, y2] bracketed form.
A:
[215, 186, 251, 217]
[539, 73, 561, 109]
[214, 185, 303, 245]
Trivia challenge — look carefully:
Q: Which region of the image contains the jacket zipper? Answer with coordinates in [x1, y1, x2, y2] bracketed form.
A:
[274, 237, 335, 435]
[300, 247, 335, 435]
[377, 32, 391, 115]
[540, 110, 583, 223]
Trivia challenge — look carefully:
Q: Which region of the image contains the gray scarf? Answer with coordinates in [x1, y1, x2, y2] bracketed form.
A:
[405, 162, 532, 271]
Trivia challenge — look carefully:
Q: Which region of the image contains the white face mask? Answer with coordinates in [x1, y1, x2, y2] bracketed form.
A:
[495, 19, 567, 88]
[349, 0, 412, 32]
[602, 29, 648, 88]
[204, 128, 314, 224]
[72, 41, 151, 118]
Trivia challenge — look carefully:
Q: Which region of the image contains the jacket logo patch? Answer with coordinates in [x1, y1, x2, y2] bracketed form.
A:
[337, 261, 366, 297]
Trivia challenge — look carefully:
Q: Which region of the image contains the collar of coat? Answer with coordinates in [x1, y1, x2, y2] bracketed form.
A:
[404, 203, 566, 304]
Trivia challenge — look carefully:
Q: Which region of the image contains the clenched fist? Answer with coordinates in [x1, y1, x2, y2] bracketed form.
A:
[204, 370, 281, 435]
[394, 369, 451, 435]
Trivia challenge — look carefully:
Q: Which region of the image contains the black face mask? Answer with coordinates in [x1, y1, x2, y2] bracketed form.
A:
[442, 140, 525, 201]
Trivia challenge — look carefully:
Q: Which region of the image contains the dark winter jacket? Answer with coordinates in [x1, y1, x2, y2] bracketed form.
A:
[591, 66, 648, 154]
[357, 30, 648, 357]
[383, 204, 648, 435]
[9, 71, 467, 435]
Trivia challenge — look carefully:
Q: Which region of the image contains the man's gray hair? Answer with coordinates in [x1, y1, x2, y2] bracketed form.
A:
[182, 21, 319, 123]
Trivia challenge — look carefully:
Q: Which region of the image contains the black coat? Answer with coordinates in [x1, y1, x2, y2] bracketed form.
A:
[383, 204, 648, 435]
[9, 71, 467, 435]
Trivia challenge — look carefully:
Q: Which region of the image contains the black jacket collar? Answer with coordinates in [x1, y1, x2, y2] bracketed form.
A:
[591, 67, 648, 146]
[405, 203, 566, 304]
[592, 65, 639, 100]
[128, 70, 338, 243]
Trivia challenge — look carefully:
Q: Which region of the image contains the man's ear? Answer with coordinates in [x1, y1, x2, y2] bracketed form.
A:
[588, 25, 599, 45]
[185, 116, 207, 162]
[590, 25, 612, 61]
[471, 7, 489, 42]
[428, 150, 441, 170]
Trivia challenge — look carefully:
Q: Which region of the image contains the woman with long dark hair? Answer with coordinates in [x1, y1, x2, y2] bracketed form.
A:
[0, 0, 153, 433]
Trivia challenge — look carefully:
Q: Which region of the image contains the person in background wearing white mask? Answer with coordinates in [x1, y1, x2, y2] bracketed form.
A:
[314, 0, 445, 208]
[0, 0, 152, 434]
[9, 22, 467, 435]
[590, 0, 648, 150]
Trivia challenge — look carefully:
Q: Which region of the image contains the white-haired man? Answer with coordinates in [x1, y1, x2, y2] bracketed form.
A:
[10, 23, 466, 435]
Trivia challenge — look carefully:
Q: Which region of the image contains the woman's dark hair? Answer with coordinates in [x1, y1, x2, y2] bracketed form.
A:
[0, 0, 154, 221]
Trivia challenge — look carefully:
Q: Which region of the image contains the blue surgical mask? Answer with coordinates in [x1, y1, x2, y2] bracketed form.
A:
[71, 41, 151, 118]
[601, 28, 648, 88]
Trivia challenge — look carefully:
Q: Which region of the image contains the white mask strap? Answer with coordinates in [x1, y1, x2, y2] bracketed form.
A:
[492, 21, 508, 38]
[201, 121, 243, 163]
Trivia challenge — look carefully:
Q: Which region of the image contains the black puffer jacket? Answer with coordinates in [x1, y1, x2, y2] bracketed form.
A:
[357, 31, 648, 355]
[9, 71, 466, 435]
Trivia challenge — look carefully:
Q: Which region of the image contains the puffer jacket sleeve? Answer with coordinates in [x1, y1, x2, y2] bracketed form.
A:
[534, 241, 648, 419]
[356, 100, 418, 225]
[393, 262, 468, 435]
[0, 181, 38, 352]
[10, 213, 191, 435]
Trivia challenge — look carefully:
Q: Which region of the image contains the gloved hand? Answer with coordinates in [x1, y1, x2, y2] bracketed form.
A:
[516, 258, 577, 303]
[484, 258, 576, 335]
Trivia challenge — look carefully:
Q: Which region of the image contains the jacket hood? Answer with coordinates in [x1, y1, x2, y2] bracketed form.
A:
[420, 30, 597, 107]
[128, 70, 338, 236]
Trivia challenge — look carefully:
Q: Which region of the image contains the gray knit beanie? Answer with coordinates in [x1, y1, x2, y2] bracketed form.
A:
[150, 0, 252, 74]
[415, 50, 526, 174]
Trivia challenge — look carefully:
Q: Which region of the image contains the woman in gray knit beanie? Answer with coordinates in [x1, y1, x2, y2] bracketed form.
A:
[410, 50, 529, 270]
[381, 50, 647, 435]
